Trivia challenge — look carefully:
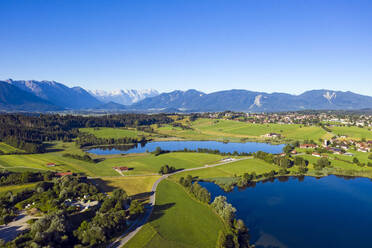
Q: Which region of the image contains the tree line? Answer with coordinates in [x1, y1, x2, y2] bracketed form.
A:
[76, 133, 147, 148]
[178, 175, 252, 247]
[0, 113, 173, 153]
[179, 175, 211, 203]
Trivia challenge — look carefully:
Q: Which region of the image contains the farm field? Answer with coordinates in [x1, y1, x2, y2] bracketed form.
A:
[93, 175, 161, 197]
[0, 142, 24, 153]
[81, 119, 371, 144]
[329, 126, 372, 140]
[0, 141, 225, 177]
[80, 127, 156, 139]
[98, 152, 225, 175]
[124, 179, 225, 248]
[2, 117, 372, 248]
[0, 145, 118, 177]
[155, 118, 332, 143]
[171, 158, 279, 181]
[0, 183, 37, 196]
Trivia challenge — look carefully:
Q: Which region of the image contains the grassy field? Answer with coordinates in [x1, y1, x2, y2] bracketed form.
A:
[98, 152, 225, 176]
[0, 141, 225, 177]
[0, 142, 119, 176]
[124, 180, 225, 248]
[92, 175, 160, 197]
[0, 183, 37, 196]
[171, 158, 279, 181]
[80, 119, 370, 144]
[155, 118, 332, 143]
[0, 142, 24, 153]
[330, 126, 372, 140]
[80, 127, 162, 140]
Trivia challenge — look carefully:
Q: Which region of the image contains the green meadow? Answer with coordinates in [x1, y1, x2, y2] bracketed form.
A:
[0, 142, 24, 153]
[93, 175, 161, 197]
[172, 158, 278, 181]
[80, 127, 153, 139]
[1, 120, 372, 247]
[124, 180, 225, 248]
[330, 126, 372, 140]
[155, 118, 333, 143]
[0, 141, 225, 177]
[0, 183, 37, 196]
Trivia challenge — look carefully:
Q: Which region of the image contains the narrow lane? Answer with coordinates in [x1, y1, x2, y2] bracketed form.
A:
[108, 157, 250, 248]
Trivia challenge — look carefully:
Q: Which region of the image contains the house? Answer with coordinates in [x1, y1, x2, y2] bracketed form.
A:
[358, 147, 370, 153]
[56, 172, 73, 177]
[291, 150, 297, 154]
[300, 144, 318, 149]
[46, 163, 56, 167]
[344, 152, 354, 156]
[262, 133, 281, 139]
[113, 166, 129, 172]
[312, 152, 321, 157]
[329, 148, 342, 155]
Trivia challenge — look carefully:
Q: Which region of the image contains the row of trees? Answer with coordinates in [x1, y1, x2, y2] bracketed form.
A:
[178, 175, 251, 247]
[62, 153, 96, 163]
[76, 133, 147, 148]
[212, 196, 251, 248]
[179, 175, 211, 203]
[0, 171, 54, 186]
[159, 165, 176, 174]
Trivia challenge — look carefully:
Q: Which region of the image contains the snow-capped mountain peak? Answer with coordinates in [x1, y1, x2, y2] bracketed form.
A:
[89, 89, 159, 105]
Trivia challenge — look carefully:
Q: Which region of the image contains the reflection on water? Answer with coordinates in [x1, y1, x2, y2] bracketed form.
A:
[87, 140, 285, 155]
[200, 176, 372, 248]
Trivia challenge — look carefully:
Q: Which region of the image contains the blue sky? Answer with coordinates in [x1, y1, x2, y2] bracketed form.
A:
[0, 0, 371, 95]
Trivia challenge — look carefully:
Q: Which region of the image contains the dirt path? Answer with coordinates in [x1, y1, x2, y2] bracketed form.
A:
[0, 211, 39, 242]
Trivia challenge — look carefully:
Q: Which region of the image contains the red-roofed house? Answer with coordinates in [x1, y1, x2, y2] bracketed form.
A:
[56, 172, 73, 177]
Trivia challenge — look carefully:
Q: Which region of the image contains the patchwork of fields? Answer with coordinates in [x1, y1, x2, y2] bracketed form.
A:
[1, 118, 372, 247]
[155, 119, 336, 142]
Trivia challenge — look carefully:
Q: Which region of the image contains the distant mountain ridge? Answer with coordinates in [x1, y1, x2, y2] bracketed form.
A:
[89, 89, 159, 105]
[131, 89, 372, 112]
[6, 79, 101, 109]
[1, 79, 372, 112]
[0, 81, 61, 111]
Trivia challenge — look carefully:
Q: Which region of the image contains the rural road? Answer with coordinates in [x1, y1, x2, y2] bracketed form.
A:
[108, 157, 250, 248]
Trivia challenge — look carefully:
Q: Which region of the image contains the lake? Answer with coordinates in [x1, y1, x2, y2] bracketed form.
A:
[200, 176, 372, 248]
[86, 140, 285, 155]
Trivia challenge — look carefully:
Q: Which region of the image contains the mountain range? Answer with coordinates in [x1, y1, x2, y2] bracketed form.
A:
[1, 79, 372, 112]
[89, 89, 159, 105]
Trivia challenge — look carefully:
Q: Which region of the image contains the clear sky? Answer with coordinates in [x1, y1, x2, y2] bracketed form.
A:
[1, 0, 371, 95]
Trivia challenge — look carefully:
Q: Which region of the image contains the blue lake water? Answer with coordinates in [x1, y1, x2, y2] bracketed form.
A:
[86, 141, 285, 155]
[200, 176, 372, 248]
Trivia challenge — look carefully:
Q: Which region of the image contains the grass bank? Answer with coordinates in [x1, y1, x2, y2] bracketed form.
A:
[125, 179, 225, 248]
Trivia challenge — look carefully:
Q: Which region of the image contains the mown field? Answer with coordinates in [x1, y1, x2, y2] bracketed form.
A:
[329, 126, 372, 140]
[0, 141, 225, 177]
[0, 142, 24, 153]
[0, 183, 37, 196]
[1, 120, 371, 248]
[155, 118, 333, 143]
[80, 127, 155, 139]
[98, 152, 225, 176]
[124, 179, 226, 248]
[172, 158, 278, 181]
[92, 175, 160, 197]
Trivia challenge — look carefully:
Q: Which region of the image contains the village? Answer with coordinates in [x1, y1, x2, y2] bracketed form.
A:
[206, 111, 372, 127]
